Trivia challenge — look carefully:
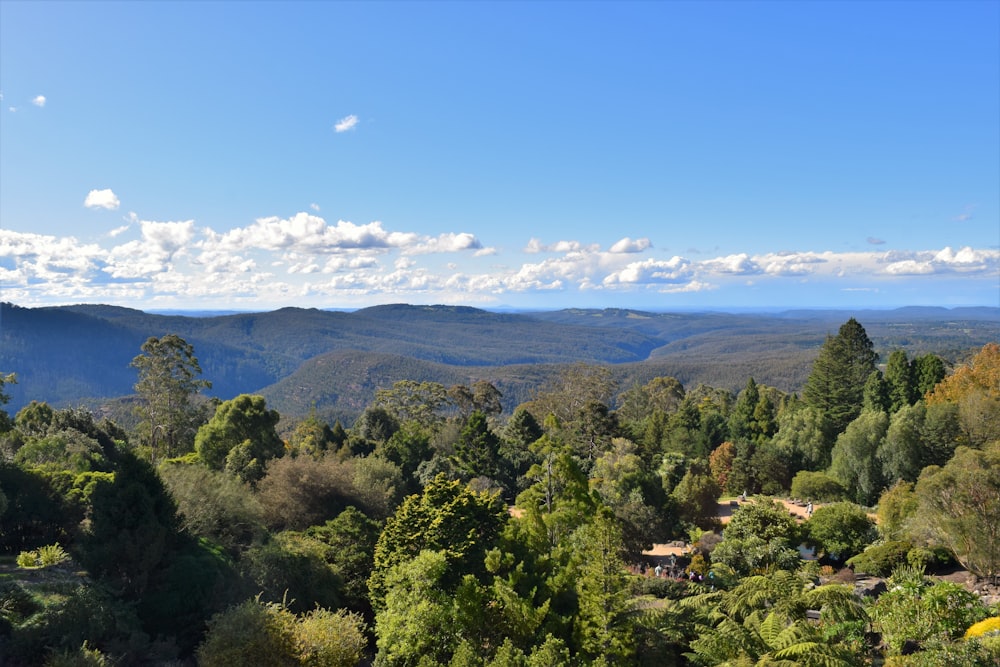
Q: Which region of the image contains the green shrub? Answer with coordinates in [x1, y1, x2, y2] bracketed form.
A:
[846, 540, 911, 576]
[16, 550, 39, 568]
[0, 580, 40, 622]
[790, 471, 848, 503]
[43, 641, 110, 666]
[906, 547, 936, 571]
[16, 543, 69, 569]
[37, 543, 70, 567]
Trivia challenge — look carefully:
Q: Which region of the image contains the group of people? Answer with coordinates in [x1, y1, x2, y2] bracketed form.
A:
[635, 554, 681, 579]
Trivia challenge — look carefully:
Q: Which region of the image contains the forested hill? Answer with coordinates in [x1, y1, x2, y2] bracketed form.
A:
[1, 302, 997, 420]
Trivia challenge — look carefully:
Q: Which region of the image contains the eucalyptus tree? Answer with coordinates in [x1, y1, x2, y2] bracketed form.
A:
[131, 334, 211, 460]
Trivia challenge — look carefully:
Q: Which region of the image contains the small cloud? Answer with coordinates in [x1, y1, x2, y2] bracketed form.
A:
[32, 95, 46, 107]
[867, 237, 885, 245]
[84, 188, 121, 210]
[310, 203, 321, 212]
[608, 237, 652, 253]
[334, 114, 359, 133]
[953, 204, 975, 222]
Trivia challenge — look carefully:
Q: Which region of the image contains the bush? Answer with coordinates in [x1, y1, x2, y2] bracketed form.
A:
[37, 543, 70, 567]
[790, 470, 848, 503]
[630, 576, 692, 599]
[15, 544, 69, 568]
[197, 599, 366, 667]
[43, 641, 110, 666]
[906, 547, 936, 571]
[846, 540, 911, 576]
[804, 502, 876, 562]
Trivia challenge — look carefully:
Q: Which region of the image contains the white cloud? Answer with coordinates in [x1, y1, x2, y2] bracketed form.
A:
[608, 237, 651, 253]
[524, 238, 593, 254]
[334, 114, 359, 132]
[310, 203, 321, 212]
[604, 256, 693, 285]
[32, 95, 46, 107]
[84, 189, 121, 210]
[209, 213, 418, 253]
[104, 220, 195, 278]
[406, 232, 483, 255]
[4, 204, 998, 309]
[701, 253, 760, 275]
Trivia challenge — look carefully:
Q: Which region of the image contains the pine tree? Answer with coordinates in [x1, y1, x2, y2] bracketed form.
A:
[803, 318, 878, 437]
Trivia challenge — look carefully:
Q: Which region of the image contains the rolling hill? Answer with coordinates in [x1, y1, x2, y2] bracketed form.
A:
[1, 302, 996, 424]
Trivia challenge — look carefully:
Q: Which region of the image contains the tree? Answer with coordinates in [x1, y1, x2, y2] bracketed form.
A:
[913, 353, 946, 398]
[286, 408, 338, 458]
[926, 343, 1000, 447]
[671, 459, 721, 529]
[530, 362, 616, 424]
[876, 480, 918, 541]
[804, 502, 876, 563]
[368, 474, 507, 611]
[349, 407, 400, 454]
[195, 394, 283, 484]
[829, 410, 888, 506]
[515, 431, 595, 555]
[879, 401, 957, 484]
[80, 448, 181, 600]
[790, 470, 847, 502]
[728, 377, 760, 443]
[452, 411, 508, 490]
[885, 349, 916, 413]
[0, 372, 16, 433]
[307, 507, 382, 614]
[771, 403, 832, 472]
[374, 380, 449, 428]
[255, 454, 357, 531]
[568, 399, 620, 467]
[159, 462, 265, 553]
[913, 443, 1000, 581]
[131, 334, 211, 460]
[373, 549, 461, 666]
[590, 437, 669, 556]
[708, 441, 737, 493]
[572, 510, 637, 664]
[862, 370, 890, 413]
[803, 318, 878, 437]
[712, 498, 801, 575]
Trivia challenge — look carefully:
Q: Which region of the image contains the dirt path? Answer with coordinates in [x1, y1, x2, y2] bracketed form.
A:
[643, 496, 820, 557]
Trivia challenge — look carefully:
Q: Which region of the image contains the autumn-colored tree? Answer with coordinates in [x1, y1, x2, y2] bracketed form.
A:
[708, 441, 736, 492]
[926, 343, 1000, 447]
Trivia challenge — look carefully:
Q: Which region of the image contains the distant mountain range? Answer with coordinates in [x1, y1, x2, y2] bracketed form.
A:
[1, 302, 997, 425]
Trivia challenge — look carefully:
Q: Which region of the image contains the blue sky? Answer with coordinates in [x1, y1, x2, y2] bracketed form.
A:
[1, 1, 998, 312]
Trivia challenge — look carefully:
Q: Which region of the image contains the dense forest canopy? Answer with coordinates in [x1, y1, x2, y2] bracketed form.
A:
[1, 313, 998, 666]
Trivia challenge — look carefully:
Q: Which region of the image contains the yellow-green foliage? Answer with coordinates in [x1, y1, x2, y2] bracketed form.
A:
[43, 641, 109, 666]
[16, 543, 69, 568]
[965, 615, 1000, 639]
[197, 598, 366, 667]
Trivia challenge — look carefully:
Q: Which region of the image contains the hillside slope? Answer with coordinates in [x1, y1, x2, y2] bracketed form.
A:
[1, 302, 996, 421]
